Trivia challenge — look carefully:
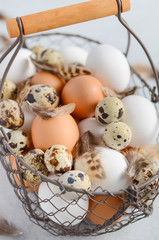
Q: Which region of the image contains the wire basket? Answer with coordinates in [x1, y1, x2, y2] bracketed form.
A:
[0, 0, 159, 236]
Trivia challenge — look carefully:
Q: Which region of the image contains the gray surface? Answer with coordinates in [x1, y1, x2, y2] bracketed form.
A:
[1, 0, 159, 239]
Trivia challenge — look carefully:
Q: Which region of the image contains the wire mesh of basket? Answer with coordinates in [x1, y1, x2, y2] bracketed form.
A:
[0, 0, 159, 236]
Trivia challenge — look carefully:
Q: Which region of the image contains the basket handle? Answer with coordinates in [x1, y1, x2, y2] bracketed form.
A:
[6, 0, 130, 38]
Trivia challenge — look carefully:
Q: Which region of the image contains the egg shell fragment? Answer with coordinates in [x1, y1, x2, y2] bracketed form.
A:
[78, 117, 105, 138]
[44, 145, 73, 174]
[38, 181, 89, 226]
[86, 44, 130, 92]
[0, 48, 36, 84]
[53, 170, 91, 200]
[26, 84, 59, 108]
[7, 130, 31, 155]
[23, 149, 49, 183]
[75, 147, 130, 193]
[95, 97, 124, 125]
[0, 79, 16, 100]
[61, 75, 104, 120]
[0, 99, 24, 129]
[103, 122, 132, 150]
[122, 95, 159, 147]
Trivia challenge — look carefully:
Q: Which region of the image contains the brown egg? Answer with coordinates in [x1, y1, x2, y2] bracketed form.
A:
[61, 75, 104, 120]
[29, 71, 65, 94]
[87, 196, 124, 225]
[31, 115, 79, 152]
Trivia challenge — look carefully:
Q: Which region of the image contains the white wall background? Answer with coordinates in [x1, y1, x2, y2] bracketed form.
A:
[0, 1, 159, 240]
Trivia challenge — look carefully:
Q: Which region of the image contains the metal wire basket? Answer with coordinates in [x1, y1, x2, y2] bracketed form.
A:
[0, 0, 159, 236]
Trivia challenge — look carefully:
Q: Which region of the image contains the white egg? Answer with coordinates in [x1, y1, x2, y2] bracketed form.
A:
[78, 117, 105, 138]
[38, 181, 89, 226]
[19, 101, 36, 133]
[86, 44, 130, 92]
[60, 46, 88, 66]
[75, 147, 130, 193]
[0, 48, 36, 84]
[122, 95, 159, 147]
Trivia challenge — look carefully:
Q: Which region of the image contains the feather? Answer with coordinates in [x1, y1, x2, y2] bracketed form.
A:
[16, 79, 30, 105]
[31, 58, 92, 82]
[132, 64, 159, 80]
[28, 102, 75, 119]
[0, 216, 23, 236]
[101, 86, 137, 99]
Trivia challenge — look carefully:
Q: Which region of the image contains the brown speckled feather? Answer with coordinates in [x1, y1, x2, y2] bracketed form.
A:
[0, 216, 23, 236]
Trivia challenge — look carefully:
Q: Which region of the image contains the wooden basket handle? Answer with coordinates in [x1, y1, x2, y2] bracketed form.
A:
[6, 0, 130, 38]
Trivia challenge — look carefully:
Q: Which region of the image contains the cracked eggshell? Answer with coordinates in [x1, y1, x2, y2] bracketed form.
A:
[60, 46, 88, 66]
[38, 181, 89, 226]
[95, 97, 124, 125]
[122, 95, 159, 147]
[0, 48, 36, 83]
[44, 145, 73, 174]
[7, 130, 31, 155]
[0, 99, 24, 129]
[26, 84, 59, 108]
[86, 44, 130, 92]
[54, 170, 91, 200]
[103, 122, 132, 150]
[75, 147, 130, 193]
[78, 117, 105, 138]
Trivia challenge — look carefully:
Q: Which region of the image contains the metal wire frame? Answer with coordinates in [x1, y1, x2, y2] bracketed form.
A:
[0, 0, 159, 236]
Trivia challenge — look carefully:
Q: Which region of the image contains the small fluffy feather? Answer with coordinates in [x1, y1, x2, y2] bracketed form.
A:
[0, 216, 23, 236]
[101, 86, 137, 98]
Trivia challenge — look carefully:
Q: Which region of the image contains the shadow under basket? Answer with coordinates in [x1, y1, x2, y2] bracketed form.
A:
[1, 0, 159, 237]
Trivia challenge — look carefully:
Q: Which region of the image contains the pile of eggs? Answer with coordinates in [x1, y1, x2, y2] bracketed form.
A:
[0, 43, 159, 226]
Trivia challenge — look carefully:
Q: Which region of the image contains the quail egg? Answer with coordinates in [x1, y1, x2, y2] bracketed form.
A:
[26, 84, 59, 107]
[95, 97, 124, 125]
[103, 122, 132, 150]
[54, 170, 91, 200]
[23, 149, 49, 183]
[44, 145, 73, 174]
[31, 45, 45, 60]
[0, 79, 16, 100]
[39, 48, 64, 66]
[0, 99, 24, 129]
[7, 130, 31, 155]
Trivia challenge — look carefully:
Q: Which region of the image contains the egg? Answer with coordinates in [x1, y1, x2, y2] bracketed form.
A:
[87, 196, 124, 225]
[61, 75, 104, 119]
[75, 147, 130, 193]
[0, 99, 24, 129]
[53, 170, 91, 200]
[39, 48, 64, 66]
[44, 145, 73, 174]
[23, 149, 49, 183]
[19, 101, 36, 133]
[26, 84, 59, 108]
[60, 46, 88, 66]
[31, 45, 45, 59]
[78, 117, 105, 138]
[122, 95, 159, 147]
[103, 122, 132, 150]
[86, 44, 130, 92]
[0, 48, 36, 83]
[31, 114, 79, 152]
[95, 97, 124, 125]
[0, 79, 16, 100]
[38, 181, 89, 226]
[7, 130, 31, 155]
[29, 71, 65, 94]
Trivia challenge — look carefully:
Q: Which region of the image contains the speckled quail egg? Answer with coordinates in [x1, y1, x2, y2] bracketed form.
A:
[0, 99, 24, 129]
[39, 48, 64, 66]
[95, 97, 124, 125]
[0, 79, 17, 100]
[26, 84, 59, 107]
[103, 122, 132, 150]
[54, 170, 91, 200]
[7, 130, 31, 155]
[31, 45, 45, 60]
[23, 149, 49, 183]
[44, 145, 73, 174]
